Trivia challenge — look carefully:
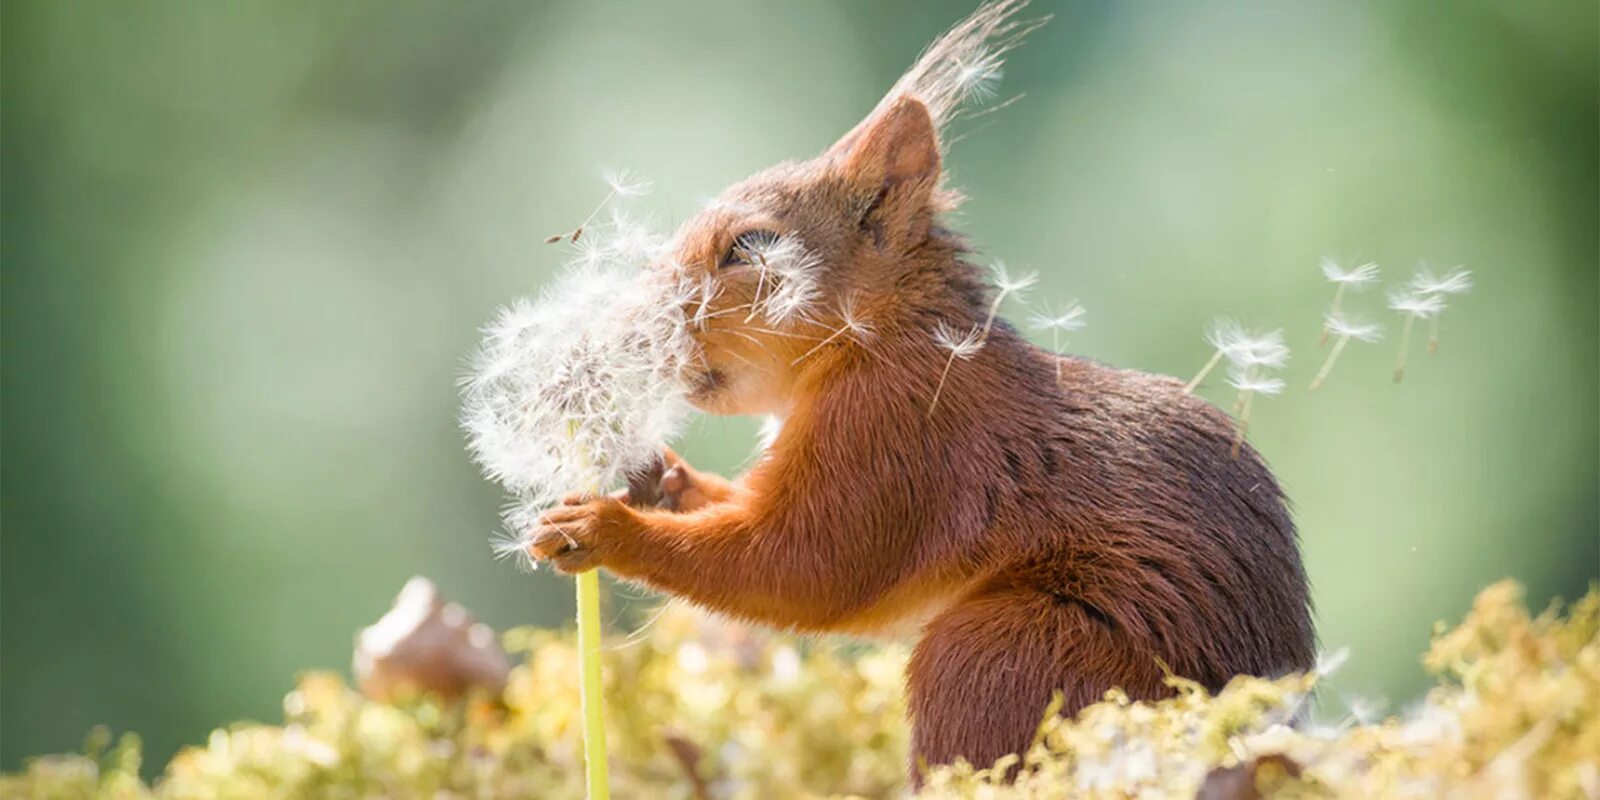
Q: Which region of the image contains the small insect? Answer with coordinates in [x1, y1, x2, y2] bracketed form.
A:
[546, 168, 653, 245]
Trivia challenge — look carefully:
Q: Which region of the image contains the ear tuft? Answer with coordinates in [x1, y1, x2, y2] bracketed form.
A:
[835, 96, 940, 189]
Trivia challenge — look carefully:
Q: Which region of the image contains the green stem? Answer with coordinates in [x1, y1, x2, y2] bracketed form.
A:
[576, 568, 610, 800]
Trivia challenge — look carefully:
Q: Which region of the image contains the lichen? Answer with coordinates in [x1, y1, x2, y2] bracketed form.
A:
[6, 580, 1595, 799]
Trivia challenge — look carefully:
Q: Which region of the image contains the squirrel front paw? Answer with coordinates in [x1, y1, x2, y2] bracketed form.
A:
[620, 448, 732, 512]
[527, 496, 637, 574]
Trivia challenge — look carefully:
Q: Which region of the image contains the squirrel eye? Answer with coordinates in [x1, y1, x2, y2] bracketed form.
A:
[721, 229, 780, 268]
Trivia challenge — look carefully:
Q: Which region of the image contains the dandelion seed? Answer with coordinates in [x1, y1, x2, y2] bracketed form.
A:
[1308, 313, 1382, 392]
[739, 234, 822, 327]
[950, 47, 1004, 104]
[933, 321, 985, 359]
[1314, 647, 1352, 679]
[1184, 320, 1286, 394]
[1409, 265, 1472, 356]
[602, 168, 652, 198]
[1227, 365, 1284, 458]
[1318, 258, 1380, 346]
[926, 322, 983, 418]
[1387, 290, 1445, 383]
[926, 263, 1032, 417]
[989, 260, 1038, 302]
[793, 293, 876, 365]
[546, 168, 653, 245]
[875, 0, 1045, 137]
[1030, 300, 1087, 382]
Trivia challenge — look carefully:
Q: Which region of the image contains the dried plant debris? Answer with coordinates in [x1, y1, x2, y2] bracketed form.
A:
[353, 577, 510, 703]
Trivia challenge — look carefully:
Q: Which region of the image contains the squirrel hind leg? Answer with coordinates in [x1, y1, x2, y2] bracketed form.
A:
[905, 584, 1168, 785]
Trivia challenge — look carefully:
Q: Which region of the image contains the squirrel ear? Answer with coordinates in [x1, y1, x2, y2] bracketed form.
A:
[831, 96, 941, 192]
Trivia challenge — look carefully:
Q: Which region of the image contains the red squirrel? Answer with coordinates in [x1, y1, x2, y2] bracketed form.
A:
[528, 0, 1315, 778]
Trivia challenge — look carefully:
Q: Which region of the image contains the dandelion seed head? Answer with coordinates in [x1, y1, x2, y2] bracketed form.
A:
[1320, 258, 1381, 287]
[1030, 301, 1088, 333]
[932, 321, 985, 359]
[1410, 265, 1473, 296]
[1325, 313, 1383, 343]
[462, 218, 693, 536]
[1227, 366, 1286, 396]
[1388, 290, 1446, 319]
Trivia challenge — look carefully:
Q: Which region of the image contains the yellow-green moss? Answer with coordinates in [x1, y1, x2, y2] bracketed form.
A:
[6, 580, 1595, 799]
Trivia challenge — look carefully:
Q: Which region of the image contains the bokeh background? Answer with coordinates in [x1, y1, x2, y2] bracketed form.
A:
[4, 0, 1596, 775]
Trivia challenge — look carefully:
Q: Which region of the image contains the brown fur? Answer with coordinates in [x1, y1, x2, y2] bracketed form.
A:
[530, 21, 1313, 783]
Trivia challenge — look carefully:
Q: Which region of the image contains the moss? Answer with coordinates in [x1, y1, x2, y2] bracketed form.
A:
[5, 580, 1595, 799]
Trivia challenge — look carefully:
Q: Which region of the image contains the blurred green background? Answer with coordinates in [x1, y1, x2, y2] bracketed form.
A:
[3, 0, 1596, 775]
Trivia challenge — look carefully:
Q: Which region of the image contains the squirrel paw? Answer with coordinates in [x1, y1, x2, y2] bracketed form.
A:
[617, 448, 726, 512]
[527, 497, 634, 575]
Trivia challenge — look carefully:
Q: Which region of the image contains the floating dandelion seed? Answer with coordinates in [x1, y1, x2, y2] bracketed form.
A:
[1409, 265, 1472, 356]
[1030, 300, 1087, 381]
[1184, 320, 1287, 394]
[1227, 366, 1285, 458]
[1387, 290, 1445, 383]
[926, 262, 1034, 417]
[1309, 313, 1382, 392]
[1318, 258, 1380, 346]
[546, 168, 654, 245]
[793, 293, 875, 365]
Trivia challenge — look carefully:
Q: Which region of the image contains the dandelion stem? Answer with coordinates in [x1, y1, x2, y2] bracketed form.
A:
[568, 431, 611, 800]
[575, 567, 610, 800]
[1231, 390, 1255, 458]
[792, 325, 852, 365]
[1320, 285, 1347, 347]
[1427, 315, 1440, 356]
[1394, 316, 1415, 383]
[927, 353, 960, 419]
[1308, 336, 1349, 392]
[1184, 349, 1225, 394]
[1051, 330, 1062, 384]
[744, 252, 771, 323]
[550, 188, 619, 245]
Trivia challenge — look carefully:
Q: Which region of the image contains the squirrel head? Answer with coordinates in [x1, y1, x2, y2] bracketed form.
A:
[658, 0, 1041, 415]
[666, 96, 950, 415]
